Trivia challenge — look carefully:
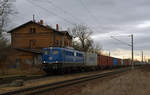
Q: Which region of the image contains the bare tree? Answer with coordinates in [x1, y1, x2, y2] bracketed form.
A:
[70, 24, 94, 52]
[89, 42, 102, 54]
[0, 0, 13, 48]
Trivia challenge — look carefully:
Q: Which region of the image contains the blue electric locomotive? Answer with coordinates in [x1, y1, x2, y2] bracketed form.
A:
[42, 47, 84, 73]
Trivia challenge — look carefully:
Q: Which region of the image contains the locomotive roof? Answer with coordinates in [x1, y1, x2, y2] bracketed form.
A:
[43, 47, 84, 53]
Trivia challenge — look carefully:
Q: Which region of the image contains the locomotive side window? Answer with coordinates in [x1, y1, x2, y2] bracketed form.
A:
[65, 50, 74, 56]
[79, 53, 83, 57]
[76, 52, 83, 57]
[53, 50, 59, 55]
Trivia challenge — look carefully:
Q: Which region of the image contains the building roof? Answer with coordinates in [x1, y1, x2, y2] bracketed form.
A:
[15, 48, 42, 54]
[7, 20, 72, 39]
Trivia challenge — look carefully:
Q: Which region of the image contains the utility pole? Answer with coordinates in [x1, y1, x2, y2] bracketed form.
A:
[131, 34, 134, 69]
[110, 34, 134, 68]
[144, 56, 146, 63]
[109, 51, 110, 57]
[33, 14, 35, 22]
[142, 51, 143, 63]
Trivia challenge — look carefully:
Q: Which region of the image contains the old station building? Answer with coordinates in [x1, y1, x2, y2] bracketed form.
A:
[8, 20, 72, 64]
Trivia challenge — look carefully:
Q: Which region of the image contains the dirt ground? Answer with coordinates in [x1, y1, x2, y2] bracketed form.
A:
[41, 65, 150, 95]
[75, 65, 150, 95]
[1, 66, 150, 95]
[0, 69, 114, 94]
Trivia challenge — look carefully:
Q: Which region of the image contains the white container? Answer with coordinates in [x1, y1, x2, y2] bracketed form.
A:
[84, 53, 97, 66]
[121, 59, 124, 66]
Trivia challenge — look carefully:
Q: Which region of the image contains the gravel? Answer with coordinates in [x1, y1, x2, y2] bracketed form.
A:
[2, 66, 149, 95]
[76, 67, 150, 95]
[0, 69, 113, 94]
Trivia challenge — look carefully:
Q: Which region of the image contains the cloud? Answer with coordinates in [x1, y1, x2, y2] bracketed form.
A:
[8, 0, 150, 60]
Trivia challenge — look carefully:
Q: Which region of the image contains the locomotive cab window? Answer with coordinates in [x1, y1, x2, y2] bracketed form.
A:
[44, 50, 50, 55]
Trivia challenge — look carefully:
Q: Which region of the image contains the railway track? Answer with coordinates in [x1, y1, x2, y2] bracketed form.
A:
[0, 75, 48, 86]
[0, 67, 132, 95]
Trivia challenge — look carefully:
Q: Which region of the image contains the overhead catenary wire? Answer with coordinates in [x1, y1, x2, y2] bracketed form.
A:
[110, 34, 134, 68]
[77, 0, 102, 33]
[27, 0, 100, 33]
[46, 0, 99, 32]
[46, 0, 85, 24]
[110, 36, 131, 47]
[110, 35, 139, 50]
[25, 0, 42, 21]
[28, 0, 77, 26]
[79, 0, 100, 24]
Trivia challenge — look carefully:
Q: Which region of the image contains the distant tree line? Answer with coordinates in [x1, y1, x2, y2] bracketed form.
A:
[0, 0, 14, 48]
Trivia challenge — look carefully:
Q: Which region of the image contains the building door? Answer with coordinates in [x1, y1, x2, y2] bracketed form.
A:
[29, 40, 36, 48]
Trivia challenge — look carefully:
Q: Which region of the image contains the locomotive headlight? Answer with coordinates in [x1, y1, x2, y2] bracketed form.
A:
[43, 61, 46, 63]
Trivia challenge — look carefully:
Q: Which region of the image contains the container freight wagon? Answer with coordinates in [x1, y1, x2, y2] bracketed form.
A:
[121, 59, 124, 66]
[103, 55, 108, 68]
[117, 59, 121, 67]
[84, 53, 98, 70]
[123, 59, 130, 66]
[113, 58, 118, 67]
[134, 61, 142, 66]
[97, 54, 101, 69]
[97, 55, 109, 69]
[108, 56, 113, 68]
[84, 53, 97, 67]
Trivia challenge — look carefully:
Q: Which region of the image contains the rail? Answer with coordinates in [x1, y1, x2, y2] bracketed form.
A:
[0, 68, 132, 95]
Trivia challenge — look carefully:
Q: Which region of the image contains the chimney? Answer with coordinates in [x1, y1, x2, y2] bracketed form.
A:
[40, 20, 43, 25]
[56, 24, 59, 31]
[33, 14, 35, 22]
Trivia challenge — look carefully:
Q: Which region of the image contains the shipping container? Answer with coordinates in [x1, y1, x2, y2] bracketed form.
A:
[134, 61, 141, 65]
[97, 55, 108, 68]
[123, 59, 130, 66]
[123, 59, 126, 66]
[113, 58, 118, 67]
[97, 54, 101, 66]
[84, 53, 97, 66]
[117, 59, 121, 66]
[108, 56, 113, 67]
[121, 59, 124, 66]
[128, 59, 131, 66]
[102, 55, 108, 67]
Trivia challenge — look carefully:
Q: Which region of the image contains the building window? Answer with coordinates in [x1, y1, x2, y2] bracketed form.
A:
[33, 28, 36, 33]
[66, 42, 68, 46]
[54, 40, 59, 46]
[64, 42, 66, 46]
[56, 40, 59, 46]
[60, 41, 62, 46]
[30, 28, 36, 33]
[70, 42, 72, 46]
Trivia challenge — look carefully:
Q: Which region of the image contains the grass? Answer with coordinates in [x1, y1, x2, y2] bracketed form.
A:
[0, 64, 45, 77]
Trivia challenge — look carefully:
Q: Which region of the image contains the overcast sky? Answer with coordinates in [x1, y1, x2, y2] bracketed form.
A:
[9, 0, 150, 60]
